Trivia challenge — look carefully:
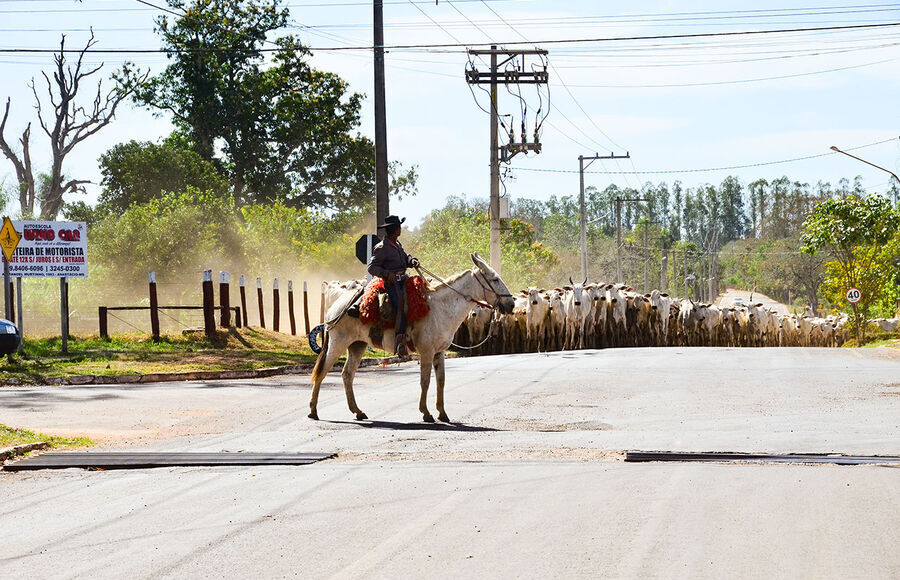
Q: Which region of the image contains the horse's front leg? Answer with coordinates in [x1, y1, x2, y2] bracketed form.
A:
[433, 351, 449, 422]
[418, 352, 434, 422]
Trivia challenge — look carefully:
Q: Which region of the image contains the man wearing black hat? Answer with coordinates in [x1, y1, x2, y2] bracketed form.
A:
[367, 215, 420, 356]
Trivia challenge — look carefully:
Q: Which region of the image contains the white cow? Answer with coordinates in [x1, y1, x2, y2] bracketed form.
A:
[564, 278, 591, 350]
[525, 287, 551, 352]
[547, 289, 567, 350]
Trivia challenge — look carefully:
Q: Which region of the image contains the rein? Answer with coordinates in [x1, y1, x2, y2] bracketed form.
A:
[414, 263, 509, 351]
[416, 264, 497, 309]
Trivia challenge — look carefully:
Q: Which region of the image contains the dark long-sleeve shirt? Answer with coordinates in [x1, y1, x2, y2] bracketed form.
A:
[367, 238, 414, 279]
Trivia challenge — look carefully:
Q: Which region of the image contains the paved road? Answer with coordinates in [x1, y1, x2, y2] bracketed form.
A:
[2, 348, 899, 579]
[717, 287, 792, 315]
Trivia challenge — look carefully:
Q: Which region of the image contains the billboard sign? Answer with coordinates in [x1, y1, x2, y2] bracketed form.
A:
[8, 220, 88, 278]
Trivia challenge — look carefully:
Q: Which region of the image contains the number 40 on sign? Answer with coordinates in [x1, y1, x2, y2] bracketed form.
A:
[846, 287, 862, 304]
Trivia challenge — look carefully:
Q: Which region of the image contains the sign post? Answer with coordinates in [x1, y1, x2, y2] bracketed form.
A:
[0, 217, 21, 322]
[846, 287, 862, 343]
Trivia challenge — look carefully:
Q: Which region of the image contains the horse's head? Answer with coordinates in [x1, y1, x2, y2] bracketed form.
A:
[471, 252, 515, 314]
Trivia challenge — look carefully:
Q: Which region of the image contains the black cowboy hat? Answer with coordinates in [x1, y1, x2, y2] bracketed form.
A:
[378, 215, 406, 229]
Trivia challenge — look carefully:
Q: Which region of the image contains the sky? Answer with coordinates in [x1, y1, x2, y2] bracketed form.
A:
[0, 0, 899, 227]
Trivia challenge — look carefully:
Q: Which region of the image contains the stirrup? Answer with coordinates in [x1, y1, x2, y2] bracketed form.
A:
[395, 335, 409, 357]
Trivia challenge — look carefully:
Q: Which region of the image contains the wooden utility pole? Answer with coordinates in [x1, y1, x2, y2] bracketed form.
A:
[374, 0, 389, 238]
[467, 47, 548, 275]
[578, 152, 629, 282]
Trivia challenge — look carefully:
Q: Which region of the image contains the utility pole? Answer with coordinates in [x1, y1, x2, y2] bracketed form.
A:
[374, 0, 389, 238]
[467, 46, 548, 274]
[615, 196, 649, 284]
[578, 152, 629, 281]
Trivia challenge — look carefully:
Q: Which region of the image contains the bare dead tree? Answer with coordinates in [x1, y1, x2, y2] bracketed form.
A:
[0, 31, 148, 219]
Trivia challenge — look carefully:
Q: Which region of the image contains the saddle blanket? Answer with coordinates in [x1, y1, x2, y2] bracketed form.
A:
[360, 275, 430, 328]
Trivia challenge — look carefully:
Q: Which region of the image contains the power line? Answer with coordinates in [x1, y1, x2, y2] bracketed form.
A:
[560, 57, 896, 88]
[3, 21, 900, 53]
[510, 136, 900, 175]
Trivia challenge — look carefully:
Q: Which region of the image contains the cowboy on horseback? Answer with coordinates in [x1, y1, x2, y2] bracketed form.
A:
[367, 215, 420, 356]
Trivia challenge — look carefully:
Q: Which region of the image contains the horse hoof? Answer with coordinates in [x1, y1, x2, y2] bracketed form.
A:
[308, 412, 319, 420]
[423, 414, 435, 423]
[356, 412, 368, 420]
[438, 413, 450, 423]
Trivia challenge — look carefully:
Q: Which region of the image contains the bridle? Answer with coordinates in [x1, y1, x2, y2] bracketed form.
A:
[415, 264, 511, 351]
[416, 264, 512, 310]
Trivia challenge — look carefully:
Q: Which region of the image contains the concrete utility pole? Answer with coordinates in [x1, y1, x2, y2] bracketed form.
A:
[615, 196, 649, 284]
[578, 152, 629, 282]
[467, 47, 548, 274]
[374, 0, 389, 238]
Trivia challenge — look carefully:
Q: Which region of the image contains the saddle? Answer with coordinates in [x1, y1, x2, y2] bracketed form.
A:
[357, 276, 431, 351]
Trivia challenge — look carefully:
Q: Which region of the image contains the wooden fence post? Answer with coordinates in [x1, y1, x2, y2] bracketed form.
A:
[320, 282, 326, 324]
[149, 271, 160, 341]
[256, 277, 265, 328]
[239, 275, 248, 327]
[202, 269, 215, 339]
[288, 281, 296, 335]
[99, 306, 108, 339]
[303, 280, 311, 335]
[219, 271, 231, 328]
[272, 278, 280, 333]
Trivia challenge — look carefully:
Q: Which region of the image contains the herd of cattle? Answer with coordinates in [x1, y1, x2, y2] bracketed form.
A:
[321, 277, 900, 354]
[452, 280, 852, 355]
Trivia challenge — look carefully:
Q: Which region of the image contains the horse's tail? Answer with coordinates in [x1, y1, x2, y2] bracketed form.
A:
[311, 329, 330, 385]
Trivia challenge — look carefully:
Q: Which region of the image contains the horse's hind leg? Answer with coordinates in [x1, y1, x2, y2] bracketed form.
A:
[433, 351, 450, 423]
[309, 333, 345, 420]
[343, 341, 368, 420]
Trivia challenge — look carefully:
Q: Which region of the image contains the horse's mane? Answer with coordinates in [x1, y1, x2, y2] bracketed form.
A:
[423, 268, 472, 293]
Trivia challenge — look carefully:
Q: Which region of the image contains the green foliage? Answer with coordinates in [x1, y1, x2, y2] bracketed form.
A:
[90, 187, 241, 283]
[0, 424, 93, 448]
[118, 0, 416, 211]
[409, 196, 559, 291]
[239, 202, 363, 274]
[801, 194, 900, 336]
[97, 138, 230, 213]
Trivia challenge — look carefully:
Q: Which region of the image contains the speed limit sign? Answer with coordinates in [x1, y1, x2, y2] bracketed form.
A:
[846, 287, 862, 304]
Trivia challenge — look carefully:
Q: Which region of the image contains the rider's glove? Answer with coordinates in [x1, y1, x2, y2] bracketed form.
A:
[410, 257, 420, 268]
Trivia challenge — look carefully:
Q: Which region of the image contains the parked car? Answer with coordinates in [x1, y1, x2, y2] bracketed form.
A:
[731, 297, 745, 306]
[0, 318, 21, 355]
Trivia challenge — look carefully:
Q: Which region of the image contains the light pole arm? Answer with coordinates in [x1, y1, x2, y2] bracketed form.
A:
[830, 145, 900, 183]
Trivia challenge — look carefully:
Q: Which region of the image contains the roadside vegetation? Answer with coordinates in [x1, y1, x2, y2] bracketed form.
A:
[0, 424, 93, 450]
[0, 328, 339, 384]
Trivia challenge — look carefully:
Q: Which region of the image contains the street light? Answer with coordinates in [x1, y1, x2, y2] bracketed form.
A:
[829, 145, 900, 184]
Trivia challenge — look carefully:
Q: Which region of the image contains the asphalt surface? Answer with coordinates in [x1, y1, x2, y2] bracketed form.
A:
[2, 347, 899, 579]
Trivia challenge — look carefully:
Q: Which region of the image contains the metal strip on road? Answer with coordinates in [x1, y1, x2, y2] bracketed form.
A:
[3, 452, 336, 471]
[625, 451, 900, 465]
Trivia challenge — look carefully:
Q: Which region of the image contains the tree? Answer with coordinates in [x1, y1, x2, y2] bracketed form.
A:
[801, 194, 900, 341]
[0, 33, 146, 218]
[121, 0, 415, 211]
[97, 137, 230, 213]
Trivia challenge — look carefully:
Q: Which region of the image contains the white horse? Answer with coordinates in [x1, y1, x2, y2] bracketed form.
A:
[309, 253, 515, 423]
